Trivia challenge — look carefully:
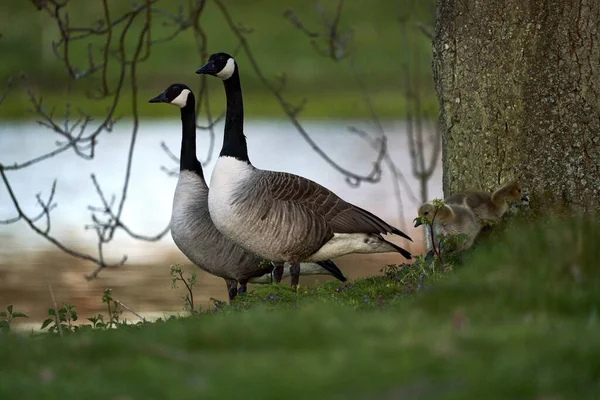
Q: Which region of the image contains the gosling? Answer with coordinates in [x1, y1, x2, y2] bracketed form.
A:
[414, 202, 481, 257]
[444, 181, 529, 227]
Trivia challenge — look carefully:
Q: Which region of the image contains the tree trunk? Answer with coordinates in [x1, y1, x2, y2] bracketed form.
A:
[433, 0, 600, 215]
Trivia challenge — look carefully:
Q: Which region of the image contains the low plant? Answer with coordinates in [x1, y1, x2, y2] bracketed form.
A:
[0, 305, 28, 333]
[101, 288, 124, 328]
[41, 303, 78, 334]
[170, 264, 197, 313]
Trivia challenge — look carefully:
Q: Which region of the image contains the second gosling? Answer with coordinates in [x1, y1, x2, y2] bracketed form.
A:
[444, 181, 529, 227]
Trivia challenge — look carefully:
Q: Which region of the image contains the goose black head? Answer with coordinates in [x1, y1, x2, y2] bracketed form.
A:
[148, 83, 192, 109]
[195, 52, 236, 80]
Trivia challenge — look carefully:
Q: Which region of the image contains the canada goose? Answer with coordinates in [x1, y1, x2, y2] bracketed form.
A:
[444, 181, 529, 227]
[195, 53, 412, 289]
[148, 83, 346, 302]
[414, 202, 481, 256]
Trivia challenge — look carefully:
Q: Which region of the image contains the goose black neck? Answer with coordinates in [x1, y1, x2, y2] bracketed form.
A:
[179, 93, 203, 177]
[220, 68, 250, 163]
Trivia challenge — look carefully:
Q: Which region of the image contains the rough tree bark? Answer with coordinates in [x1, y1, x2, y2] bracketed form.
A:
[433, 0, 600, 215]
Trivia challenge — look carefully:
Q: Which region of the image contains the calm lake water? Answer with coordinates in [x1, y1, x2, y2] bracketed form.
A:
[0, 119, 442, 326]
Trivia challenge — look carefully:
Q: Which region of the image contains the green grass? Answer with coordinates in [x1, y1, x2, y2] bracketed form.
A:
[0, 87, 438, 120]
[1, 217, 599, 399]
[0, 0, 438, 119]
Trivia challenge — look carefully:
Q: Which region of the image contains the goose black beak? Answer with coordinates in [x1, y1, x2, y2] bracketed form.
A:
[413, 218, 423, 228]
[521, 194, 530, 202]
[148, 91, 168, 103]
[196, 61, 217, 75]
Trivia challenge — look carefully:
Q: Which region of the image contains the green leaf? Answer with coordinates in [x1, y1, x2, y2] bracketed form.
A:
[0, 311, 6, 318]
[6, 305, 13, 314]
[0, 320, 9, 333]
[11, 312, 28, 319]
[48, 308, 56, 316]
[41, 318, 53, 330]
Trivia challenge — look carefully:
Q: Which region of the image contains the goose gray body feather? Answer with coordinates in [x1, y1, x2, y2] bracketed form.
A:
[171, 171, 271, 281]
[209, 157, 412, 263]
[172, 170, 346, 283]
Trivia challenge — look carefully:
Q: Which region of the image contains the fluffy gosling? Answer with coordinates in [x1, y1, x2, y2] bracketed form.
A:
[414, 202, 481, 257]
[444, 181, 529, 227]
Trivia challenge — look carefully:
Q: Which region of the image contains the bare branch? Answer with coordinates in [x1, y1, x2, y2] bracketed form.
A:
[2, 0, 178, 279]
[88, 174, 170, 243]
[214, 0, 381, 186]
[0, 77, 13, 106]
[284, 0, 352, 62]
[5, 0, 426, 280]
[160, 141, 180, 164]
[416, 22, 433, 40]
[1, 167, 126, 274]
[399, 11, 441, 204]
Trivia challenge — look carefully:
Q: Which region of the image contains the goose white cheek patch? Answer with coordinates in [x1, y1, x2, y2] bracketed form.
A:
[171, 89, 191, 108]
[216, 58, 235, 80]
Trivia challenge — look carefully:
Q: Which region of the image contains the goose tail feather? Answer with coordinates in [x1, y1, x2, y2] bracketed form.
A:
[315, 260, 347, 282]
[383, 239, 412, 260]
[391, 226, 413, 242]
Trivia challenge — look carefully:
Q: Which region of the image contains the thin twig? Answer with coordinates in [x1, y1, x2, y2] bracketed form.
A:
[46, 278, 63, 338]
[176, 270, 194, 310]
[115, 300, 146, 322]
[429, 207, 444, 267]
[0, 1, 194, 280]
[0, 77, 13, 106]
[416, 22, 433, 40]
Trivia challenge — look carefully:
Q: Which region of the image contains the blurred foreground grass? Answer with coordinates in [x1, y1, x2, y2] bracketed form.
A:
[0, 0, 437, 119]
[1, 217, 599, 399]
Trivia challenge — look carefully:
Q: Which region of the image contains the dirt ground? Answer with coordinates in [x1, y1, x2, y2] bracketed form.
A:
[0, 238, 425, 324]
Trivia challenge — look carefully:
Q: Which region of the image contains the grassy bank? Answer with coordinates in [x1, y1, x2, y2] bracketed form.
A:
[0, 0, 437, 120]
[0, 87, 439, 120]
[1, 218, 599, 399]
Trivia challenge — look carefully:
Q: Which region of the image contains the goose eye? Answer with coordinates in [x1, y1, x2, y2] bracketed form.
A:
[423, 211, 429, 215]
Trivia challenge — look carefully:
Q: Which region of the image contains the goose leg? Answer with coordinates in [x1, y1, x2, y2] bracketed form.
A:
[238, 280, 248, 295]
[272, 262, 284, 284]
[290, 263, 301, 290]
[225, 279, 238, 303]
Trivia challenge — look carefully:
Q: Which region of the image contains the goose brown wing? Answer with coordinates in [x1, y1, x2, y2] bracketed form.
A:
[260, 170, 412, 241]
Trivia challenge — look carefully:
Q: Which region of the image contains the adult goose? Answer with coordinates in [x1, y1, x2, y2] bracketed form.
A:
[195, 53, 413, 288]
[148, 83, 346, 302]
